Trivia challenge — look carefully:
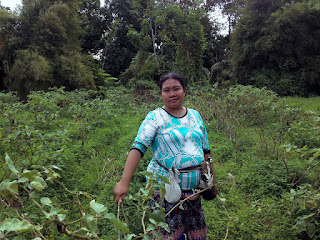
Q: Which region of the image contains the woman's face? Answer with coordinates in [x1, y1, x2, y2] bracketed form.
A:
[160, 78, 186, 110]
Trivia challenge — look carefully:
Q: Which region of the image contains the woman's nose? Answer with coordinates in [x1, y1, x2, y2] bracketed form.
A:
[169, 91, 176, 97]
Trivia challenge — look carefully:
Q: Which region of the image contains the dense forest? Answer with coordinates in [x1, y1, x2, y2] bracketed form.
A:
[1, 0, 319, 98]
[0, 0, 320, 239]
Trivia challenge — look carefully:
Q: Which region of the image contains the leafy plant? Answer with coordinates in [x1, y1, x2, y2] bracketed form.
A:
[0, 154, 169, 240]
[283, 184, 320, 239]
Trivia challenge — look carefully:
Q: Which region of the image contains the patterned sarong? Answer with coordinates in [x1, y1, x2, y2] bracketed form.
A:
[150, 190, 207, 240]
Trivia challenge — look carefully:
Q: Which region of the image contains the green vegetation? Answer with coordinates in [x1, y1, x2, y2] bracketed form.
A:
[1, 86, 319, 239]
[0, 0, 319, 239]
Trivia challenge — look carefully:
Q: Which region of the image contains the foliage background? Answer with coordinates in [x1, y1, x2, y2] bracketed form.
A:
[0, 86, 319, 239]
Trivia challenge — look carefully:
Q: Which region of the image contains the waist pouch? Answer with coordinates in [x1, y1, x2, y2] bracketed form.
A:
[155, 159, 215, 201]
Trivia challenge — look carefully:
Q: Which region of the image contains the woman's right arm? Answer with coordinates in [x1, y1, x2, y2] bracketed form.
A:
[113, 149, 142, 204]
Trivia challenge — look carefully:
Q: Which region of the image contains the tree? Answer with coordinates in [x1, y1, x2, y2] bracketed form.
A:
[10, 49, 53, 99]
[231, 0, 320, 96]
[79, 0, 106, 55]
[101, 0, 139, 78]
[0, 5, 20, 91]
[1, 0, 96, 97]
[120, 2, 209, 85]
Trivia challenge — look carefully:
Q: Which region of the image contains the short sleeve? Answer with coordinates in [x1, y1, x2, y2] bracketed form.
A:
[197, 111, 210, 154]
[130, 111, 158, 157]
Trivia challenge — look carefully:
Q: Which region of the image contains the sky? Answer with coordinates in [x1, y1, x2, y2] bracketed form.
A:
[1, 0, 21, 10]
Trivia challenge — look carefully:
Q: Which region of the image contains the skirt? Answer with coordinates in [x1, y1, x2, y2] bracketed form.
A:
[150, 190, 207, 240]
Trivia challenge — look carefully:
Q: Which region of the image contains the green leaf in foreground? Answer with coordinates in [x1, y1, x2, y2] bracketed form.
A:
[104, 213, 130, 234]
[90, 200, 107, 214]
[0, 219, 42, 233]
[40, 197, 52, 206]
[82, 214, 97, 234]
[149, 210, 165, 223]
[0, 180, 18, 198]
[125, 234, 137, 240]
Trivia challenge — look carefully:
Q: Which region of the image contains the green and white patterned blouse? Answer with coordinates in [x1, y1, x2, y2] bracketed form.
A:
[131, 107, 210, 190]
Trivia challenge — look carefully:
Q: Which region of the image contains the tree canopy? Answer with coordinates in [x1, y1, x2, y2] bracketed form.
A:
[0, 0, 319, 97]
[231, 0, 320, 96]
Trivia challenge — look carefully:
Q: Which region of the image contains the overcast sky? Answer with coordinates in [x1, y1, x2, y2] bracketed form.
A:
[1, 0, 21, 10]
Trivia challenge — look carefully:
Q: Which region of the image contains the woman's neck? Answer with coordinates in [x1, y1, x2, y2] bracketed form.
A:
[162, 106, 187, 118]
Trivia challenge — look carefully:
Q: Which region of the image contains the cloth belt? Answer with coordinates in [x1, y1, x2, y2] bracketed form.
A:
[155, 159, 202, 173]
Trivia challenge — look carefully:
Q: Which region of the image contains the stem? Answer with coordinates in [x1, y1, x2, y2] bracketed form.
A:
[35, 230, 47, 240]
[291, 161, 320, 187]
[141, 200, 147, 234]
[117, 203, 121, 240]
[121, 202, 129, 226]
[165, 184, 215, 217]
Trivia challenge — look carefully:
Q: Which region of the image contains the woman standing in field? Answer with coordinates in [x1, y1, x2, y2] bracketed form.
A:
[114, 72, 217, 239]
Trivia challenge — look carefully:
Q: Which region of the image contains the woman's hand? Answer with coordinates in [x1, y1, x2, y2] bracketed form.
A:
[113, 180, 129, 204]
[209, 162, 217, 196]
[113, 149, 142, 204]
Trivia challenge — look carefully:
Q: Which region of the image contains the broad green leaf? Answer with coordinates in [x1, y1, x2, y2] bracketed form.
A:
[21, 169, 41, 181]
[158, 176, 170, 184]
[43, 207, 68, 219]
[83, 214, 97, 234]
[146, 224, 155, 231]
[149, 210, 165, 223]
[125, 234, 137, 240]
[18, 177, 29, 183]
[57, 214, 66, 221]
[5, 153, 19, 175]
[104, 213, 130, 234]
[143, 234, 152, 240]
[0, 219, 42, 233]
[159, 222, 170, 232]
[29, 177, 47, 191]
[90, 200, 107, 214]
[0, 180, 18, 198]
[149, 219, 157, 225]
[40, 197, 52, 206]
[49, 207, 68, 216]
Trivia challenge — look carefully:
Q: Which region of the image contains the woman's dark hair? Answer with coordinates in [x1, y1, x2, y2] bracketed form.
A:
[159, 72, 187, 91]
